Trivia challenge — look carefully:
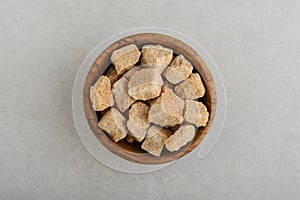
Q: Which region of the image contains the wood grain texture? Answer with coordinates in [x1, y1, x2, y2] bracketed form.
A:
[83, 33, 217, 164]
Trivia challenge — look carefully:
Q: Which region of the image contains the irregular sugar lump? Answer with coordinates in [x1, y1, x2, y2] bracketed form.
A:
[148, 86, 184, 127]
[111, 44, 141, 75]
[163, 55, 193, 84]
[141, 125, 172, 157]
[184, 100, 209, 127]
[90, 76, 114, 111]
[128, 68, 163, 101]
[165, 125, 195, 152]
[98, 108, 128, 142]
[141, 45, 173, 70]
[174, 73, 205, 99]
[127, 102, 150, 142]
[112, 77, 135, 112]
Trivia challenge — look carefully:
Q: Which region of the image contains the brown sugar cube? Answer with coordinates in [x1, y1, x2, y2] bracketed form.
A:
[174, 73, 205, 99]
[111, 44, 141, 75]
[148, 86, 184, 127]
[141, 125, 172, 157]
[165, 125, 195, 152]
[128, 68, 163, 101]
[141, 45, 173, 71]
[106, 67, 121, 85]
[184, 100, 209, 127]
[98, 108, 128, 142]
[163, 55, 193, 84]
[125, 135, 135, 143]
[90, 76, 114, 111]
[127, 102, 150, 142]
[112, 77, 135, 112]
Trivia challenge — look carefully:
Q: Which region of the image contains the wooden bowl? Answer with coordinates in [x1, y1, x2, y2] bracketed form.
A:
[83, 33, 216, 164]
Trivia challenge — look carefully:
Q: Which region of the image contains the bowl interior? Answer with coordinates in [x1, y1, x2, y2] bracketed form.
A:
[83, 33, 216, 164]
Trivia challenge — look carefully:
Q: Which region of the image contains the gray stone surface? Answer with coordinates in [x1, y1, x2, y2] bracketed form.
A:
[0, 0, 299, 199]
